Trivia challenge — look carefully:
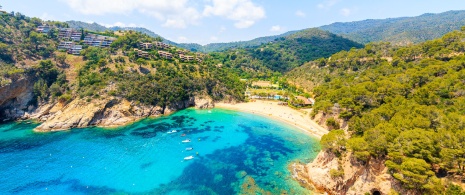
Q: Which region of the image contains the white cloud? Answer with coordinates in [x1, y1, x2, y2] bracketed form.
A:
[317, 0, 340, 9]
[178, 36, 188, 42]
[295, 10, 306, 18]
[340, 8, 351, 16]
[203, 0, 265, 29]
[210, 36, 218, 41]
[40, 12, 55, 21]
[270, 25, 282, 32]
[61, 0, 201, 29]
[340, 7, 357, 17]
[219, 26, 226, 33]
[62, 0, 266, 29]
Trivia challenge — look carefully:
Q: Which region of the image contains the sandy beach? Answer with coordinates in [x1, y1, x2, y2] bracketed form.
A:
[216, 101, 328, 138]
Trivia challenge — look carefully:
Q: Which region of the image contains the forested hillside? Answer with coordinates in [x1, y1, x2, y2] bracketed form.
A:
[289, 28, 465, 194]
[320, 10, 465, 45]
[1, 13, 244, 115]
[212, 28, 362, 78]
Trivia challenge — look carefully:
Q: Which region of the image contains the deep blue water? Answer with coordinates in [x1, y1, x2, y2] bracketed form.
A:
[0, 108, 320, 194]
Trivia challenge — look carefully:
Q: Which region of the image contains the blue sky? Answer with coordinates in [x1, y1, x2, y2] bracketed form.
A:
[2, 0, 465, 45]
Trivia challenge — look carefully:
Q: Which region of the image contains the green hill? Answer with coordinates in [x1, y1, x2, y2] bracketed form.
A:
[320, 10, 465, 45]
[1, 14, 244, 115]
[214, 28, 362, 78]
[287, 27, 465, 194]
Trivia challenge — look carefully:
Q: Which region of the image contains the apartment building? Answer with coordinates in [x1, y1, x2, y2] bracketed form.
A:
[36, 25, 51, 34]
[134, 49, 149, 58]
[139, 43, 153, 50]
[154, 41, 170, 49]
[68, 45, 83, 55]
[158, 51, 173, 59]
[70, 31, 82, 42]
[58, 28, 73, 39]
[179, 54, 194, 62]
[57, 41, 74, 50]
[84, 34, 116, 47]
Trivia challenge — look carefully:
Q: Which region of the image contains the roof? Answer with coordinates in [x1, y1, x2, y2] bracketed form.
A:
[296, 96, 313, 105]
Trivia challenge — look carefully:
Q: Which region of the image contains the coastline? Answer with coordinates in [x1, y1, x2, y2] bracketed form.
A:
[216, 101, 328, 139]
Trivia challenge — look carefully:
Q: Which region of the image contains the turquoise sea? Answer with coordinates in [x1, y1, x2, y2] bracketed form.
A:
[0, 108, 320, 194]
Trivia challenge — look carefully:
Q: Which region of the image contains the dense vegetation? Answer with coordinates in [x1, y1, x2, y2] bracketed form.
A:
[207, 28, 362, 78]
[293, 28, 465, 194]
[0, 14, 244, 111]
[320, 10, 465, 45]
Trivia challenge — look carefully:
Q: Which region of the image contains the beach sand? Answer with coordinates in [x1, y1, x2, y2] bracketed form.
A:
[216, 101, 328, 138]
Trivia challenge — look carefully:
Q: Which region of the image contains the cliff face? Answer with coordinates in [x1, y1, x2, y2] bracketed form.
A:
[293, 151, 412, 195]
[32, 95, 214, 132]
[0, 76, 35, 121]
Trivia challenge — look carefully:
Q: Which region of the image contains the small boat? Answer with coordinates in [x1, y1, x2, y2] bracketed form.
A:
[182, 139, 191, 143]
[184, 155, 194, 160]
[186, 147, 193, 151]
[167, 130, 177, 134]
[181, 134, 186, 137]
[208, 110, 212, 113]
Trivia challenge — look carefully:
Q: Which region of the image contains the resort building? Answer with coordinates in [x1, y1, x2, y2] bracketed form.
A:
[58, 28, 73, 39]
[179, 54, 194, 62]
[36, 25, 52, 34]
[134, 49, 149, 58]
[84, 34, 116, 48]
[57, 41, 74, 50]
[154, 41, 170, 49]
[294, 96, 315, 106]
[70, 31, 82, 42]
[158, 51, 173, 59]
[139, 43, 153, 50]
[68, 45, 82, 55]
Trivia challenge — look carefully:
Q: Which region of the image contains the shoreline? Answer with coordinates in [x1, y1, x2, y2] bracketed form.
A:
[216, 101, 328, 139]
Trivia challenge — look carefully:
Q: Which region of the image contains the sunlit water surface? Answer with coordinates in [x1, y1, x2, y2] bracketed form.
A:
[0, 108, 320, 194]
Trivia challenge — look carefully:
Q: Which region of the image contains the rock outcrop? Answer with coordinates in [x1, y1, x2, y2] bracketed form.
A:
[32, 95, 215, 132]
[0, 76, 35, 120]
[293, 151, 410, 195]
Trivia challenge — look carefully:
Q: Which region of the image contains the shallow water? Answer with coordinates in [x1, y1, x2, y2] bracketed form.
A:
[0, 108, 320, 194]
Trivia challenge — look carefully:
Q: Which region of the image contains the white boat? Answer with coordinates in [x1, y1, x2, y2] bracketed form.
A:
[167, 130, 177, 134]
[186, 147, 193, 151]
[184, 155, 194, 160]
[182, 139, 191, 143]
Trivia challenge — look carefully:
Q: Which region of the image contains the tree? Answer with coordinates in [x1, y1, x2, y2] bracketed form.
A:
[56, 53, 67, 66]
[136, 58, 147, 69]
[28, 31, 46, 50]
[320, 130, 346, 154]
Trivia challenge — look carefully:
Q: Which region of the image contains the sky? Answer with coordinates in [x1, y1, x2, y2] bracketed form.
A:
[2, 0, 465, 45]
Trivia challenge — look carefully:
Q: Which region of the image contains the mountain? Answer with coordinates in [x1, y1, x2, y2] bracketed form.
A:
[212, 28, 363, 77]
[66, 20, 297, 53]
[319, 10, 465, 45]
[67, 20, 109, 32]
[193, 31, 298, 52]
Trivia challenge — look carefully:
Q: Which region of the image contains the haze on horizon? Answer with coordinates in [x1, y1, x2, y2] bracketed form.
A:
[3, 0, 465, 45]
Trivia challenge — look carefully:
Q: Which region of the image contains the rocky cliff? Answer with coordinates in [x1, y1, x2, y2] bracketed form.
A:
[32, 95, 214, 132]
[0, 76, 215, 131]
[0, 76, 35, 121]
[292, 151, 412, 195]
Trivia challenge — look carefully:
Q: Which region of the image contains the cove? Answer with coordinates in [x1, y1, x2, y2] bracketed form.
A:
[0, 108, 320, 194]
